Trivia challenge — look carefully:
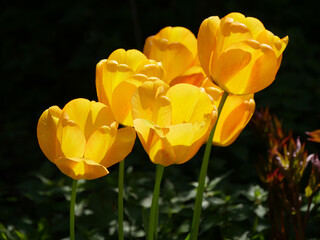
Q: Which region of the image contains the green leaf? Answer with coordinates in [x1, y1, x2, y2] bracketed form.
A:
[142, 207, 149, 239]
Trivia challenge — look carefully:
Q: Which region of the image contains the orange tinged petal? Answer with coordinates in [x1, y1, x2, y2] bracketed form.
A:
[197, 16, 220, 78]
[37, 106, 62, 163]
[55, 157, 109, 180]
[213, 94, 255, 146]
[100, 127, 136, 168]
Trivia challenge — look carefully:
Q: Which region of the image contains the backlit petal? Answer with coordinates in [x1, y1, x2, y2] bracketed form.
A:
[62, 98, 115, 140]
[131, 80, 169, 122]
[108, 48, 150, 72]
[215, 40, 278, 94]
[37, 106, 62, 163]
[213, 94, 255, 146]
[84, 123, 117, 163]
[166, 83, 215, 124]
[96, 58, 134, 108]
[100, 127, 136, 168]
[165, 119, 212, 164]
[56, 113, 86, 158]
[144, 27, 197, 84]
[197, 16, 220, 78]
[55, 157, 109, 180]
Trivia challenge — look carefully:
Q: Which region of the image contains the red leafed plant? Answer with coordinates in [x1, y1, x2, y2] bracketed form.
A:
[251, 108, 319, 240]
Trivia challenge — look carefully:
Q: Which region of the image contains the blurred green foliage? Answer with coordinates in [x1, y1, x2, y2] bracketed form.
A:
[1, 0, 319, 239]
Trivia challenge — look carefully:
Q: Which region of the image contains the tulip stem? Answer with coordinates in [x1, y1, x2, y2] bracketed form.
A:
[148, 164, 165, 240]
[70, 179, 78, 240]
[190, 91, 229, 240]
[118, 160, 125, 240]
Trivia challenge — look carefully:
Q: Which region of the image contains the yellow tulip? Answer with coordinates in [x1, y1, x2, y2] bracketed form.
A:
[198, 12, 288, 95]
[170, 66, 255, 146]
[37, 98, 136, 180]
[96, 48, 164, 126]
[131, 80, 217, 166]
[143, 26, 198, 84]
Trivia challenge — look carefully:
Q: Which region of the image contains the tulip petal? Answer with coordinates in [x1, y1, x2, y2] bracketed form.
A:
[197, 16, 220, 78]
[145, 39, 195, 84]
[153, 96, 172, 127]
[108, 48, 150, 72]
[37, 106, 62, 163]
[56, 113, 86, 159]
[225, 13, 265, 38]
[165, 120, 211, 164]
[216, 16, 252, 55]
[84, 123, 117, 163]
[215, 40, 278, 94]
[144, 27, 197, 84]
[213, 94, 255, 146]
[133, 119, 175, 166]
[170, 65, 207, 87]
[55, 157, 109, 180]
[148, 133, 176, 167]
[166, 83, 215, 124]
[62, 98, 115, 140]
[100, 127, 136, 168]
[131, 80, 169, 122]
[111, 76, 144, 126]
[96, 58, 134, 108]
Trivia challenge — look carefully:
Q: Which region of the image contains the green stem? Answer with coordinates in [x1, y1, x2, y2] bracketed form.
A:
[148, 164, 165, 240]
[190, 91, 229, 240]
[70, 179, 78, 240]
[118, 160, 125, 240]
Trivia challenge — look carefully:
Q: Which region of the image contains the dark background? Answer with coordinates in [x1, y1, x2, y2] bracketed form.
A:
[1, 0, 319, 239]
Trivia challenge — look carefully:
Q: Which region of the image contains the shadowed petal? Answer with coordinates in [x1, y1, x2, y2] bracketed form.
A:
[197, 16, 220, 78]
[55, 157, 109, 180]
[37, 106, 62, 163]
[84, 123, 117, 163]
[213, 94, 255, 146]
[100, 127, 136, 168]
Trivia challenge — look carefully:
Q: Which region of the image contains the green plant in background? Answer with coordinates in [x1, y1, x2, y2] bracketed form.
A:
[252, 108, 320, 240]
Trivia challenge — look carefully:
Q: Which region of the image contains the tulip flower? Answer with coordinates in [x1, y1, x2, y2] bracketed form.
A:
[131, 80, 217, 167]
[198, 12, 288, 95]
[143, 26, 198, 84]
[96, 48, 164, 126]
[170, 65, 256, 146]
[37, 98, 136, 180]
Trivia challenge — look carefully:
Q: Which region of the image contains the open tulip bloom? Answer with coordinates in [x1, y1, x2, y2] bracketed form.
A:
[96, 48, 164, 127]
[198, 12, 288, 95]
[131, 80, 217, 239]
[37, 98, 135, 239]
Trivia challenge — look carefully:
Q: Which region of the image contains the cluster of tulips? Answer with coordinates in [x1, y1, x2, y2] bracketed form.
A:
[37, 12, 288, 240]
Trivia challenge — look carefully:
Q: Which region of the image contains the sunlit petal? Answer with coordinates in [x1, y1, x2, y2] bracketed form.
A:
[84, 123, 117, 163]
[55, 157, 109, 180]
